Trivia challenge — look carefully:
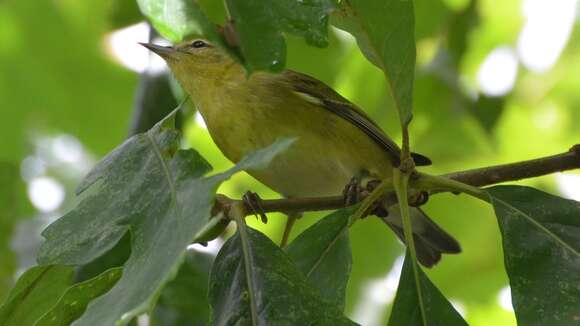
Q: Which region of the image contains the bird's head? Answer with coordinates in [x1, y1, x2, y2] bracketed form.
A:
[141, 39, 243, 97]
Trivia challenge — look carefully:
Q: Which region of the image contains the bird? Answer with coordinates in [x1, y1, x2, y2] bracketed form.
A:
[142, 39, 461, 267]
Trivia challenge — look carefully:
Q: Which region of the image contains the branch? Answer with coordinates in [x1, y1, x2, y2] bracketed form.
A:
[217, 145, 580, 217]
[442, 144, 580, 187]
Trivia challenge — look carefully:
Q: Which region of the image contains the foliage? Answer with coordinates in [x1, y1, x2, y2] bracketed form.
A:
[1, 0, 579, 325]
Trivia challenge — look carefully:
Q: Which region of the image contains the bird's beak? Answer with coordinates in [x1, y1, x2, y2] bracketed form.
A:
[139, 43, 176, 60]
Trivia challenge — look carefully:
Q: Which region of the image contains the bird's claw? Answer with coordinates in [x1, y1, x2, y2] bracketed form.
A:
[343, 177, 363, 207]
[242, 191, 268, 224]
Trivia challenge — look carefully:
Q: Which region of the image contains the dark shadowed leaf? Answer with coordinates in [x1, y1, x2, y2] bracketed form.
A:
[488, 185, 580, 326]
[209, 226, 358, 325]
[150, 251, 214, 326]
[332, 0, 416, 124]
[388, 252, 467, 326]
[74, 233, 132, 283]
[0, 266, 73, 326]
[129, 69, 179, 136]
[285, 207, 353, 309]
[137, 0, 221, 43]
[225, 0, 337, 72]
[37, 111, 295, 325]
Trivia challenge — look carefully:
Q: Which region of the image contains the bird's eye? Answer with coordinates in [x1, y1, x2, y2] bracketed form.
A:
[191, 40, 206, 48]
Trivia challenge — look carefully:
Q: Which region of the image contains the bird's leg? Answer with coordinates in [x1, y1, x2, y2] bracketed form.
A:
[364, 179, 390, 218]
[242, 191, 268, 224]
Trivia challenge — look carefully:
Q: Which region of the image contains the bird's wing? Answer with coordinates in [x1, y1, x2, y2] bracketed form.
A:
[284, 70, 431, 166]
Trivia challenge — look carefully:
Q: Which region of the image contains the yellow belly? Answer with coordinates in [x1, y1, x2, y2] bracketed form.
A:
[197, 75, 394, 197]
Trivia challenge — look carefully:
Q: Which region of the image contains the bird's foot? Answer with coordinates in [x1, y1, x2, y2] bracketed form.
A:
[409, 191, 429, 207]
[242, 191, 268, 224]
[343, 177, 363, 207]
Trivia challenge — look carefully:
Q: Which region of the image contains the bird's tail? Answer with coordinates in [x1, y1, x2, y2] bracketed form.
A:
[381, 205, 461, 267]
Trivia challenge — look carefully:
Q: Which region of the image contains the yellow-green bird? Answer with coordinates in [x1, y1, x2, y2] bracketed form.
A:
[142, 39, 460, 267]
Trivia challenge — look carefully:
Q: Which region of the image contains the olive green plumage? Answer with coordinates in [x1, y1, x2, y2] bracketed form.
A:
[143, 40, 460, 267]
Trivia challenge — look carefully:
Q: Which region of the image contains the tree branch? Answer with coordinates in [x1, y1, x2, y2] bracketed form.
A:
[442, 144, 580, 187]
[217, 145, 580, 217]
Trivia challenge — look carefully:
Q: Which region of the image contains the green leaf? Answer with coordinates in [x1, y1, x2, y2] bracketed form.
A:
[225, 0, 337, 72]
[488, 185, 580, 326]
[35, 268, 122, 326]
[0, 266, 121, 326]
[0, 266, 74, 326]
[150, 251, 213, 326]
[388, 252, 468, 326]
[37, 112, 295, 325]
[209, 226, 358, 325]
[285, 208, 353, 310]
[137, 0, 221, 42]
[332, 0, 416, 125]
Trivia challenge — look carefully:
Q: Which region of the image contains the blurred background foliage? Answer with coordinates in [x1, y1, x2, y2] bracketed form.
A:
[0, 0, 579, 325]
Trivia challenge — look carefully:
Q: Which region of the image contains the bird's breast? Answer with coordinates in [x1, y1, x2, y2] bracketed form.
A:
[196, 79, 393, 197]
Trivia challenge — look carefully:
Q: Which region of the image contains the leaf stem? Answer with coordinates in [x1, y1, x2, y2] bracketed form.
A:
[393, 169, 427, 326]
[414, 173, 488, 201]
[230, 202, 259, 325]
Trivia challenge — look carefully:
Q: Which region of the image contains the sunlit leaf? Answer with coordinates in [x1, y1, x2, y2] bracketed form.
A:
[37, 111, 295, 325]
[209, 226, 357, 325]
[332, 0, 416, 124]
[488, 185, 580, 326]
[285, 207, 353, 310]
[388, 252, 468, 326]
[137, 0, 220, 42]
[225, 0, 337, 72]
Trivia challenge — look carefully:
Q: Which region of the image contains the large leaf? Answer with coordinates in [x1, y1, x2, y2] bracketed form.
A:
[488, 185, 580, 326]
[35, 268, 122, 326]
[150, 251, 214, 326]
[37, 112, 295, 325]
[209, 226, 357, 325]
[0, 266, 120, 326]
[285, 208, 353, 309]
[332, 0, 416, 124]
[225, 0, 337, 72]
[0, 266, 73, 325]
[388, 252, 467, 326]
[137, 0, 221, 43]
